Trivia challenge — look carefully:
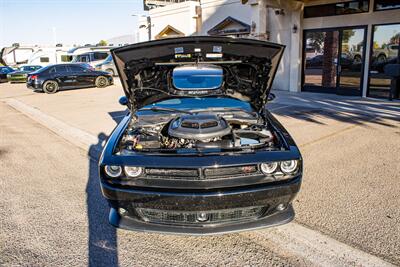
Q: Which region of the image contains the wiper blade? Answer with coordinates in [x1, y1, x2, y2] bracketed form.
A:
[140, 106, 255, 117]
[190, 107, 257, 117]
[140, 106, 193, 115]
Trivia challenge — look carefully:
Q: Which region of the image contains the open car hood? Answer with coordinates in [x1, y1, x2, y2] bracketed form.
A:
[111, 36, 284, 113]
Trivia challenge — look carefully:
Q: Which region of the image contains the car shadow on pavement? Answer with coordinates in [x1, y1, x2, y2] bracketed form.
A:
[271, 97, 400, 127]
[87, 133, 118, 267]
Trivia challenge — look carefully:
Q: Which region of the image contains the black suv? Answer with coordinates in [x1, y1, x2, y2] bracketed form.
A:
[27, 63, 113, 93]
[98, 37, 302, 235]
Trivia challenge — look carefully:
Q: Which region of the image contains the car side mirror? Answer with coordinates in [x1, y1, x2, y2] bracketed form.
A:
[267, 93, 276, 102]
[119, 96, 128, 106]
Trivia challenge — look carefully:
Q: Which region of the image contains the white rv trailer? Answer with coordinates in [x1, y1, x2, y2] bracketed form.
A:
[0, 45, 74, 67]
[27, 47, 74, 66]
[0, 46, 36, 67]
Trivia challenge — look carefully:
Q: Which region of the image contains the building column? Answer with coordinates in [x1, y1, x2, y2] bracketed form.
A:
[289, 3, 303, 92]
[362, 24, 373, 97]
[250, 0, 269, 40]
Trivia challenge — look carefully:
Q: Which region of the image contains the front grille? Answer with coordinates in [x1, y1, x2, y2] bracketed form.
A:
[144, 165, 260, 181]
[204, 165, 259, 179]
[136, 206, 267, 226]
[145, 168, 200, 179]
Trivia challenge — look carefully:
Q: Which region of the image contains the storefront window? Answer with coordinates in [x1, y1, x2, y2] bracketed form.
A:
[368, 23, 400, 98]
[374, 0, 400, 11]
[304, 1, 369, 18]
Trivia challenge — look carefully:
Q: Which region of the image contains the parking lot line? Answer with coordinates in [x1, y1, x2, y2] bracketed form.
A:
[4, 98, 395, 267]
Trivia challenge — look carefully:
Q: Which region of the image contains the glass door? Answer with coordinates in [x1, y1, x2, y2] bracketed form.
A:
[368, 23, 400, 99]
[303, 29, 340, 93]
[303, 27, 366, 96]
[337, 28, 366, 95]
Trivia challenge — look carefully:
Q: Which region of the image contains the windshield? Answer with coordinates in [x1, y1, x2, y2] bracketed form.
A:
[20, 66, 41, 72]
[103, 54, 113, 63]
[137, 97, 253, 115]
[72, 54, 90, 63]
[172, 65, 223, 90]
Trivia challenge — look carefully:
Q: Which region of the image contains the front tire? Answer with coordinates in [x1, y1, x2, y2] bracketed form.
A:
[95, 76, 108, 88]
[377, 54, 387, 64]
[43, 80, 59, 94]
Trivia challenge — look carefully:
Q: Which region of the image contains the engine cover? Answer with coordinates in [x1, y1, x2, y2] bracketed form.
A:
[168, 114, 231, 141]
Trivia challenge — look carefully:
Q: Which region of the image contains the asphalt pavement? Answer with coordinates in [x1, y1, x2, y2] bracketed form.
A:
[0, 82, 399, 266]
[0, 101, 308, 266]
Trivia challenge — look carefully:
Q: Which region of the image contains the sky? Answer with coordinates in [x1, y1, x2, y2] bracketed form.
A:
[0, 0, 145, 47]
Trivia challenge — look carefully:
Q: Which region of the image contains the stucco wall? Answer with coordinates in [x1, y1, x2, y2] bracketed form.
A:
[265, 0, 303, 92]
[138, 1, 199, 41]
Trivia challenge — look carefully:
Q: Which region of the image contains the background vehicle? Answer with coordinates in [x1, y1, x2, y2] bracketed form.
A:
[305, 53, 354, 69]
[0, 45, 35, 67]
[0, 66, 15, 82]
[27, 47, 73, 66]
[373, 44, 400, 63]
[68, 46, 112, 67]
[7, 65, 42, 83]
[26, 63, 113, 94]
[95, 54, 117, 76]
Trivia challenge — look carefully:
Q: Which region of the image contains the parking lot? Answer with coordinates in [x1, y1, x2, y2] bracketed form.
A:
[1, 82, 399, 266]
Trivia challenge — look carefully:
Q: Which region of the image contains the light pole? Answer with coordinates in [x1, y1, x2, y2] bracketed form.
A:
[132, 14, 152, 41]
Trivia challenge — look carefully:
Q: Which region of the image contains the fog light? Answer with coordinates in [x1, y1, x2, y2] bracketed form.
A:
[197, 212, 209, 222]
[276, 204, 286, 211]
[124, 166, 143, 178]
[260, 162, 278, 174]
[105, 165, 122, 178]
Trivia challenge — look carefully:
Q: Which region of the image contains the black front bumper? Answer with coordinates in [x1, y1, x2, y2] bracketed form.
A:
[101, 176, 301, 235]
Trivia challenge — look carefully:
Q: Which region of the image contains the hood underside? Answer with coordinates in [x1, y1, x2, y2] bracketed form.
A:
[111, 36, 284, 112]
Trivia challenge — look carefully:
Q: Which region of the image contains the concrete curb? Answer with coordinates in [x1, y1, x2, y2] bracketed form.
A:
[4, 98, 395, 267]
[4, 98, 103, 159]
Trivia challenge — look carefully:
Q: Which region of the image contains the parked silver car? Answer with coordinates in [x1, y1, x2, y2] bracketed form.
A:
[95, 54, 117, 76]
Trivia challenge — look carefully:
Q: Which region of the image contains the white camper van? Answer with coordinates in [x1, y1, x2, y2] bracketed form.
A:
[68, 46, 112, 67]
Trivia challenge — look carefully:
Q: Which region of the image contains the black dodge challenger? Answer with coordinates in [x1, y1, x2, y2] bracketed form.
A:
[99, 36, 302, 235]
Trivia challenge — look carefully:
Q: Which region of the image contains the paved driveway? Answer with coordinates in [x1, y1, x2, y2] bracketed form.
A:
[0, 83, 399, 265]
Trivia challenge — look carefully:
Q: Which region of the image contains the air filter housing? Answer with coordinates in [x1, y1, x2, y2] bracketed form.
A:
[168, 114, 231, 141]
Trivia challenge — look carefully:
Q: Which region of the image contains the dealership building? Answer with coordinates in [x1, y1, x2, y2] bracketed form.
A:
[137, 0, 400, 100]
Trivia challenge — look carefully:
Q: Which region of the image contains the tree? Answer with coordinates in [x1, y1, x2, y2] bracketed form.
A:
[98, 40, 108, 46]
[390, 32, 400, 45]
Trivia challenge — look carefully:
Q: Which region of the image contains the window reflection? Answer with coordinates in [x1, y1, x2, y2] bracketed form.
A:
[375, 0, 400, 11]
[368, 24, 400, 99]
[304, 30, 339, 91]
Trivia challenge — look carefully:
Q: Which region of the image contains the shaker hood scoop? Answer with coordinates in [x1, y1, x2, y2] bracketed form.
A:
[111, 36, 284, 112]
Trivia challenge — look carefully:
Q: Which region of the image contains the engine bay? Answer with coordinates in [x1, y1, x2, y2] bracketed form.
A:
[117, 110, 280, 154]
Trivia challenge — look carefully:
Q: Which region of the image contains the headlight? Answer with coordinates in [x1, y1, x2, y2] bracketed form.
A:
[124, 166, 143, 178]
[280, 160, 298, 174]
[104, 165, 122, 178]
[260, 162, 278, 174]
